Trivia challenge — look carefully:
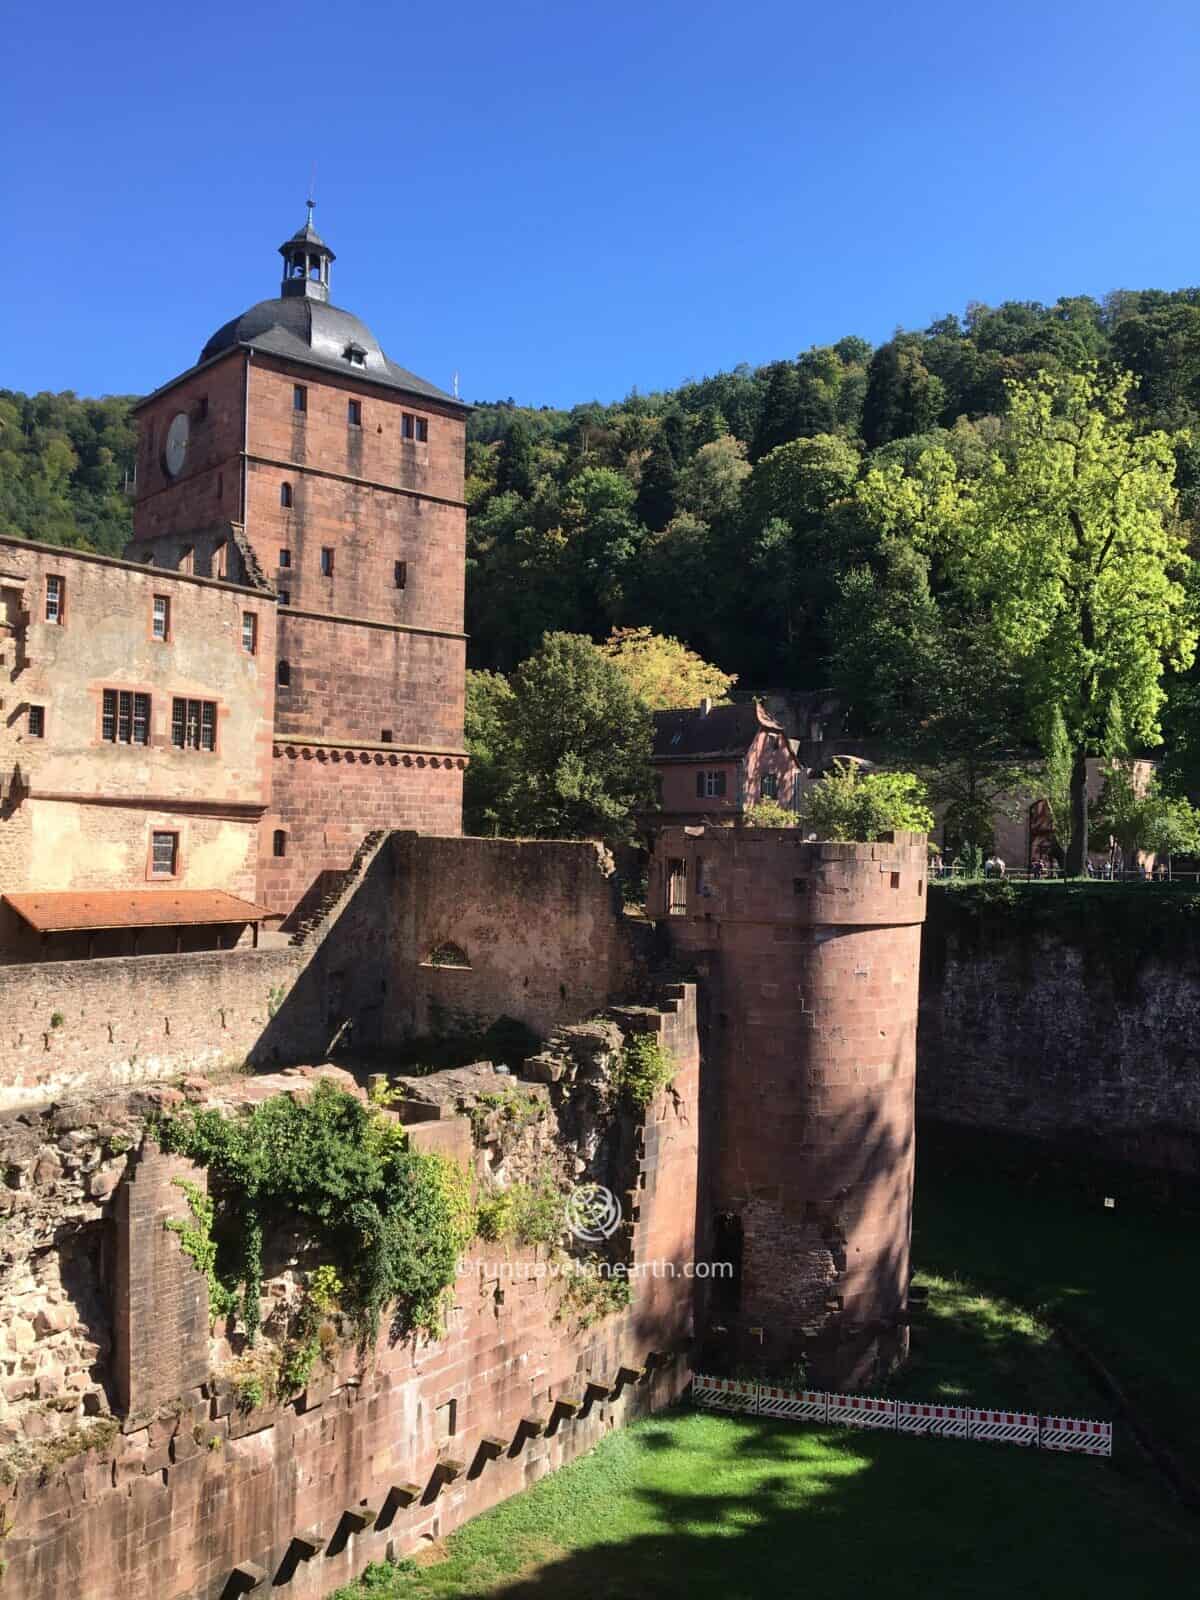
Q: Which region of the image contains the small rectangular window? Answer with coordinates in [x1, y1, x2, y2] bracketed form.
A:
[667, 858, 687, 916]
[242, 612, 257, 654]
[321, 548, 334, 577]
[381, 728, 393, 743]
[45, 575, 63, 624]
[273, 829, 287, 858]
[131, 694, 150, 746]
[760, 772, 779, 800]
[348, 399, 362, 427]
[293, 384, 307, 413]
[416, 417, 428, 443]
[201, 702, 216, 752]
[279, 548, 291, 568]
[102, 689, 117, 743]
[278, 588, 291, 606]
[27, 705, 45, 738]
[151, 831, 178, 877]
[394, 560, 407, 590]
[152, 595, 170, 641]
[697, 770, 727, 799]
[402, 413, 415, 440]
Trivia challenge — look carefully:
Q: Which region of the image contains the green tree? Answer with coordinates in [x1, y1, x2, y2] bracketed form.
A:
[1091, 764, 1200, 868]
[600, 626, 736, 710]
[486, 633, 653, 842]
[463, 669, 514, 834]
[675, 434, 751, 522]
[799, 759, 933, 841]
[952, 369, 1197, 873]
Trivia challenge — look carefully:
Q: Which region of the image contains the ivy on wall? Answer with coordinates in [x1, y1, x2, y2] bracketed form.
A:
[153, 1080, 476, 1343]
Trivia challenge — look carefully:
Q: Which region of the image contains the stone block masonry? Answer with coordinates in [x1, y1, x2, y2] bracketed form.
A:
[0, 989, 700, 1600]
[650, 827, 927, 1387]
[918, 884, 1200, 1176]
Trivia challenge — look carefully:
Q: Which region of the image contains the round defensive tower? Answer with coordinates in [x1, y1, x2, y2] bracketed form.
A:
[650, 826, 927, 1387]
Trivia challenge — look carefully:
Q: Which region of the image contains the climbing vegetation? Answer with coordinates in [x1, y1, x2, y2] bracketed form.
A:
[616, 1034, 676, 1109]
[153, 1081, 477, 1344]
[476, 1173, 564, 1246]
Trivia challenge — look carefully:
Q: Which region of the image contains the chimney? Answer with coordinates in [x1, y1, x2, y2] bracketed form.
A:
[699, 697, 713, 716]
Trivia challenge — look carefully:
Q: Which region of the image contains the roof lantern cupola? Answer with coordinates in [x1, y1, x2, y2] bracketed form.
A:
[279, 201, 335, 303]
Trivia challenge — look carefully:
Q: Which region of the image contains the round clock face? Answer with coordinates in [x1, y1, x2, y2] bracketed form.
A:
[164, 412, 190, 478]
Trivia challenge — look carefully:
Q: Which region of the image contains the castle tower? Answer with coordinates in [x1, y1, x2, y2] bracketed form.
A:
[650, 826, 927, 1386]
[126, 207, 468, 922]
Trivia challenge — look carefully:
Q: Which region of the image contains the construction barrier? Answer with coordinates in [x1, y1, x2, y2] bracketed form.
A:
[690, 1376, 1111, 1456]
[1040, 1416, 1113, 1457]
[896, 1401, 970, 1439]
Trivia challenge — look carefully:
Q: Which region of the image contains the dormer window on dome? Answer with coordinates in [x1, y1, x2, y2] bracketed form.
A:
[344, 342, 367, 368]
[278, 201, 335, 304]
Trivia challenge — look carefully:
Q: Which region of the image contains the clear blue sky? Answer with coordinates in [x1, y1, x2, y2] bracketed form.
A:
[4, 0, 1199, 408]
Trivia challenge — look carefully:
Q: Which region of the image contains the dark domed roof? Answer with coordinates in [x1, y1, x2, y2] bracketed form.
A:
[199, 295, 455, 404]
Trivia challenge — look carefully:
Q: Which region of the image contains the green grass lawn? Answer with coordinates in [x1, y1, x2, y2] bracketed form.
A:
[336, 1409, 1195, 1600]
[913, 1133, 1200, 1478]
[335, 1150, 1200, 1599]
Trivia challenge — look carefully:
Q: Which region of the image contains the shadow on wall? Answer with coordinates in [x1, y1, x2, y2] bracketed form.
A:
[246, 831, 643, 1073]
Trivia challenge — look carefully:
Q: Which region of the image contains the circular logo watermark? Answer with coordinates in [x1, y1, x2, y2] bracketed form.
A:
[564, 1182, 622, 1242]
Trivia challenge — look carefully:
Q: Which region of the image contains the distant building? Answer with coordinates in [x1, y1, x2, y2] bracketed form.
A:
[650, 699, 806, 825]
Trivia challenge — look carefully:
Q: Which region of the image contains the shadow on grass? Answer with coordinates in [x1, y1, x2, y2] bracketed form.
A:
[342, 1411, 1198, 1600]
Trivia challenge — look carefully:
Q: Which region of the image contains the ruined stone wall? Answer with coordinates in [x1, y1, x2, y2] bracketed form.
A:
[650, 827, 926, 1387]
[388, 835, 639, 1046]
[918, 886, 1200, 1175]
[0, 947, 303, 1110]
[0, 832, 643, 1112]
[0, 994, 699, 1600]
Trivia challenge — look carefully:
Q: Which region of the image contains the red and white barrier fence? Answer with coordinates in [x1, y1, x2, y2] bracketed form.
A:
[690, 1377, 1111, 1457]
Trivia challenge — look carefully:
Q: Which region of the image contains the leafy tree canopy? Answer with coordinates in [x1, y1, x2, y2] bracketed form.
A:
[599, 626, 736, 711]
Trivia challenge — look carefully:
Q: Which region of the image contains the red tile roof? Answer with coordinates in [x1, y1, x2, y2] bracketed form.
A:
[3, 890, 271, 933]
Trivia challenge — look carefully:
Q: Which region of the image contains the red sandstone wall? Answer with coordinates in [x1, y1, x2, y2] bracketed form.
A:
[651, 827, 926, 1385]
[1, 996, 699, 1600]
[130, 354, 247, 548]
[389, 835, 637, 1044]
[260, 754, 464, 921]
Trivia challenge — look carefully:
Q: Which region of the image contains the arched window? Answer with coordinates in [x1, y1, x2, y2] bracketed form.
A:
[280, 482, 293, 508]
[424, 941, 471, 970]
[273, 829, 287, 858]
[277, 659, 290, 687]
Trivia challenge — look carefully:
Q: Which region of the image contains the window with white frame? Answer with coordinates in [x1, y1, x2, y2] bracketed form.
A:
[171, 697, 216, 752]
[102, 689, 150, 746]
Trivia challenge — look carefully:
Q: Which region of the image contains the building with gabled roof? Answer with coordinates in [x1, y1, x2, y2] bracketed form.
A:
[650, 698, 807, 825]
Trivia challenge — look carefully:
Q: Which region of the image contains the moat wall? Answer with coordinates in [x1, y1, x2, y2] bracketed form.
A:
[917, 884, 1200, 1176]
[0, 993, 701, 1600]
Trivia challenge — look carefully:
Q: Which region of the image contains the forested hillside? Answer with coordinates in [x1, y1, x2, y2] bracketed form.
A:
[7, 288, 1200, 810]
[0, 389, 138, 556]
[465, 292, 1200, 687]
